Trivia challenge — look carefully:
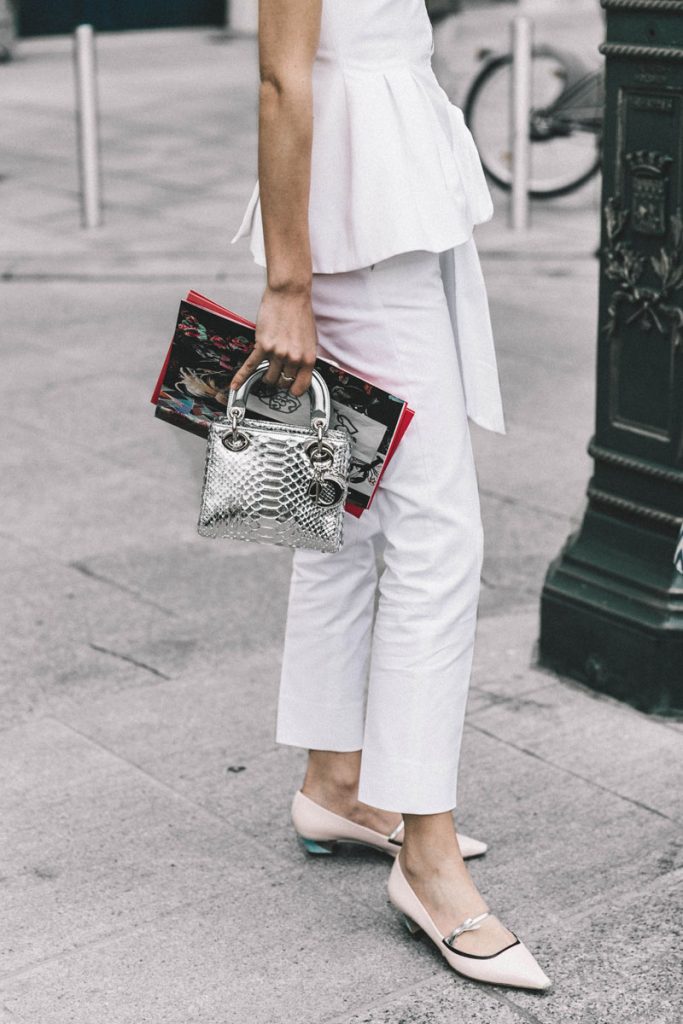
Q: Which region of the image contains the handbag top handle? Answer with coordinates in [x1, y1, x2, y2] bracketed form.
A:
[227, 360, 331, 432]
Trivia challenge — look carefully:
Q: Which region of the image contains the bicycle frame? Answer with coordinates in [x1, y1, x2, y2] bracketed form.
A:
[535, 69, 604, 138]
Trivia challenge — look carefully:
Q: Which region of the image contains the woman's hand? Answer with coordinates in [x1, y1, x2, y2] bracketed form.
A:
[229, 284, 318, 398]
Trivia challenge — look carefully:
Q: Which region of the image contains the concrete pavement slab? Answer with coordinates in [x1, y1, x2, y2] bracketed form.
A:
[1, 427, 197, 561]
[0, 857, 432, 1024]
[53, 652, 283, 779]
[0, 557, 190, 728]
[0, 716, 273, 977]
[340, 985, 526, 1024]
[0, 536, 47, 575]
[469, 610, 556, 696]
[467, 679, 683, 821]
[0, 537, 293, 729]
[69, 539, 292, 632]
[482, 263, 599, 431]
[477, 493, 579, 616]
[475, 419, 593, 523]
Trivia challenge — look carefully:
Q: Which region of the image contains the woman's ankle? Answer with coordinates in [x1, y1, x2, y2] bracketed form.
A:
[400, 841, 460, 879]
[302, 778, 357, 806]
[400, 817, 470, 881]
[302, 751, 361, 812]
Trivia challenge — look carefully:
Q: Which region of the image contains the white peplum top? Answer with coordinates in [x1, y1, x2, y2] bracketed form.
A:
[231, 0, 506, 434]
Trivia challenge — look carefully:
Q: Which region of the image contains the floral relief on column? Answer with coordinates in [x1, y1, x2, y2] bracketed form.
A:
[603, 197, 683, 346]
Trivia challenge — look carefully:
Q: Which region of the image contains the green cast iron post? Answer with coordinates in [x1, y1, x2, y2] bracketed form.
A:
[540, 0, 683, 714]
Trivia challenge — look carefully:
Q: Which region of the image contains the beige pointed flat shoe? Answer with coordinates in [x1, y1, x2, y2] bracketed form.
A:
[291, 790, 487, 860]
[387, 855, 551, 991]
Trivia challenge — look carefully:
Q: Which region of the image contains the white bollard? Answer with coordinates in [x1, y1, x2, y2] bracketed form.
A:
[74, 24, 102, 229]
[227, 0, 258, 34]
[510, 15, 533, 231]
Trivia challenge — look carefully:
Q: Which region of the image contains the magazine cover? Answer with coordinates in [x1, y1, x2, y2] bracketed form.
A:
[152, 295, 414, 514]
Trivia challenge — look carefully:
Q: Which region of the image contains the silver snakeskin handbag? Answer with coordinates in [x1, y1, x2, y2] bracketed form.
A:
[197, 360, 351, 552]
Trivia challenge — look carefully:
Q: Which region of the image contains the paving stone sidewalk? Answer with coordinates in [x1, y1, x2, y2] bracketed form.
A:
[1, 13, 681, 1024]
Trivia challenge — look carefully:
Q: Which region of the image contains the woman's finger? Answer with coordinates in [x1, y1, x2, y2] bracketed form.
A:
[230, 347, 265, 391]
[262, 356, 286, 387]
[290, 365, 313, 399]
[278, 363, 300, 391]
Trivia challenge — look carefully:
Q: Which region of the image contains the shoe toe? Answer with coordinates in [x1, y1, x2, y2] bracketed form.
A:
[457, 833, 488, 859]
[494, 942, 552, 991]
[452, 941, 551, 990]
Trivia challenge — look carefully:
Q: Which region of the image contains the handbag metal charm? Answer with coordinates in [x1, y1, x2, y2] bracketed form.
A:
[197, 361, 351, 552]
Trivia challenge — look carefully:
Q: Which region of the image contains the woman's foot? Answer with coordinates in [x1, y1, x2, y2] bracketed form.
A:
[399, 845, 514, 956]
[299, 750, 487, 860]
[301, 749, 403, 836]
[392, 812, 550, 989]
[389, 853, 551, 990]
[301, 781, 403, 836]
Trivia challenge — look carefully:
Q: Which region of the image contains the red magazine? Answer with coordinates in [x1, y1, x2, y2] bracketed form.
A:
[152, 291, 414, 517]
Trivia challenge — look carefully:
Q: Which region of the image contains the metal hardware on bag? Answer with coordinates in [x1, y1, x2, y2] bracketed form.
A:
[305, 438, 335, 468]
[306, 415, 338, 506]
[222, 430, 250, 452]
[222, 407, 250, 452]
[306, 473, 346, 508]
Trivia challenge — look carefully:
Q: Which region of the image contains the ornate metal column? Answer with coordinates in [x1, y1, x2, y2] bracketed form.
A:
[540, 0, 683, 714]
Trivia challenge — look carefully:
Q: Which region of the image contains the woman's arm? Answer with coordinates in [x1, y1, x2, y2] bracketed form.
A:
[230, 0, 322, 399]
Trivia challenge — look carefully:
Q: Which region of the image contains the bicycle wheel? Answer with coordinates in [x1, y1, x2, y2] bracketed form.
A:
[464, 47, 602, 199]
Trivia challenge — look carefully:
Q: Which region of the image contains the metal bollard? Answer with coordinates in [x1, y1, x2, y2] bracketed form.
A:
[509, 15, 533, 231]
[226, 0, 258, 34]
[73, 24, 102, 229]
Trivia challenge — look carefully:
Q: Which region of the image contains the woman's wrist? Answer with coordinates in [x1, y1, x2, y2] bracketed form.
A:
[266, 274, 312, 297]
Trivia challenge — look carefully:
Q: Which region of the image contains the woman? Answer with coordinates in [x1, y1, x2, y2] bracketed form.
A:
[230, 0, 550, 991]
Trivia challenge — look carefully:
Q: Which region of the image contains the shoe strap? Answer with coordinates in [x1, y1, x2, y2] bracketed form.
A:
[443, 911, 491, 951]
[386, 819, 405, 844]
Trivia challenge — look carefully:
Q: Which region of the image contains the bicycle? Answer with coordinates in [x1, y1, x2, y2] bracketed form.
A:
[463, 44, 604, 199]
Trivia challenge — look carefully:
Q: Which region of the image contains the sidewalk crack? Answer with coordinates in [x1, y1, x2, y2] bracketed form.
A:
[466, 721, 675, 822]
[70, 561, 176, 616]
[488, 991, 547, 1024]
[479, 485, 582, 526]
[87, 643, 171, 680]
[320, 970, 547, 1024]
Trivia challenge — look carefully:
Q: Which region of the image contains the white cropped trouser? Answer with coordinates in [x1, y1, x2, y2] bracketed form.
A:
[276, 250, 483, 814]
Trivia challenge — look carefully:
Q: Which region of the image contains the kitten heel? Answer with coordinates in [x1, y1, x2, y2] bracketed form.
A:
[301, 837, 337, 855]
[402, 914, 423, 938]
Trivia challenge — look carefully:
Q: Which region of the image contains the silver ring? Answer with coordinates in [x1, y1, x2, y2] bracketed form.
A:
[278, 372, 295, 384]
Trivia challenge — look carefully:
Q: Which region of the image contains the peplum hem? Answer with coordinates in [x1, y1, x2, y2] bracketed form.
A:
[231, 62, 494, 275]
